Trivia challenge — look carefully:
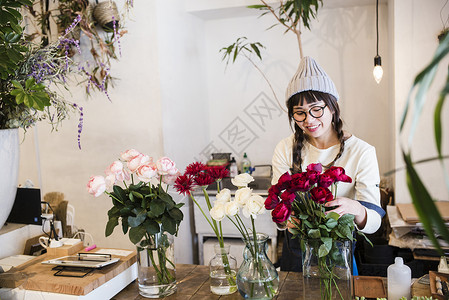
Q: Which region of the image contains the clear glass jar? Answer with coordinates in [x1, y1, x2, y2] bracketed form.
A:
[302, 239, 352, 300]
[236, 233, 279, 299]
[209, 243, 238, 295]
[136, 232, 176, 298]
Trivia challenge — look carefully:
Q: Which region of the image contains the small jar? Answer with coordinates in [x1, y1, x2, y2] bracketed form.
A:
[209, 243, 237, 295]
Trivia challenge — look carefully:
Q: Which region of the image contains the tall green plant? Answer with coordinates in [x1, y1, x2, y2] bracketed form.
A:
[248, 0, 323, 58]
[400, 32, 449, 252]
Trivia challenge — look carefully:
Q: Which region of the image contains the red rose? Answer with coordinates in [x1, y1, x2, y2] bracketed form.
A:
[290, 172, 311, 192]
[310, 186, 333, 204]
[271, 202, 292, 223]
[318, 173, 334, 188]
[323, 166, 352, 183]
[305, 170, 320, 186]
[268, 184, 281, 196]
[306, 163, 322, 173]
[264, 193, 280, 210]
[280, 190, 295, 205]
[277, 172, 292, 189]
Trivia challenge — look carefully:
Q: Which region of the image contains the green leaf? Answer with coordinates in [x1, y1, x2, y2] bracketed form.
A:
[23, 94, 32, 107]
[144, 219, 160, 234]
[113, 185, 127, 203]
[105, 217, 119, 237]
[161, 214, 176, 235]
[11, 79, 22, 89]
[30, 83, 46, 91]
[326, 211, 340, 221]
[15, 92, 24, 104]
[318, 243, 330, 257]
[325, 218, 338, 229]
[121, 217, 129, 234]
[128, 226, 146, 244]
[308, 228, 320, 239]
[168, 207, 184, 221]
[131, 191, 144, 199]
[128, 208, 147, 227]
[149, 198, 165, 217]
[338, 214, 354, 225]
[337, 224, 353, 240]
[25, 77, 35, 90]
[107, 206, 121, 217]
[159, 192, 175, 209]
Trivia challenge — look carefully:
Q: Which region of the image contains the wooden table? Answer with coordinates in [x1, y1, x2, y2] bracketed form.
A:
[113, 264, 433, 299]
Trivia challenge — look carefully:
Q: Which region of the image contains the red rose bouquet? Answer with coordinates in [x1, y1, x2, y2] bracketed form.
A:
[265, 163, 361, 300]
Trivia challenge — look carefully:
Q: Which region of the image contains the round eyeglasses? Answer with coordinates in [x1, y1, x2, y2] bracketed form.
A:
[292, 105, 327, 122]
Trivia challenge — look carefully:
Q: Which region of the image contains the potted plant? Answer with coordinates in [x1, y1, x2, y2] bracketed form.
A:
[0, 0, 84, 230]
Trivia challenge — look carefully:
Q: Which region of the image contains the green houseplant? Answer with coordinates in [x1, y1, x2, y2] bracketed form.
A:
[399, 31, 449, 251]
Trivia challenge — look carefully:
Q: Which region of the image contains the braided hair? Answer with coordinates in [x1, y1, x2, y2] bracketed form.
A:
[287, 90, 345, 174]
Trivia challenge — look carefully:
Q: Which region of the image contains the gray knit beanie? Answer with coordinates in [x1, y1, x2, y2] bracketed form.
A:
[285, 56, 339, 101]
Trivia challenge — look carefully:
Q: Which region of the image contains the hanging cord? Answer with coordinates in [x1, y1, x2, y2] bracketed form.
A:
[376, 0, 379, 56]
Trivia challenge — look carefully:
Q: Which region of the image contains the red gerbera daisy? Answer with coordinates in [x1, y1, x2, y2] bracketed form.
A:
[174, 174, 194, 195]
[194, 172, 215, 187]
[206, 165, 229, 181]
[185, 162, 207, 176]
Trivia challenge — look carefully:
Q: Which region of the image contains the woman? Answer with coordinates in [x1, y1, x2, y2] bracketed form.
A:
[272, 56, 385, 272]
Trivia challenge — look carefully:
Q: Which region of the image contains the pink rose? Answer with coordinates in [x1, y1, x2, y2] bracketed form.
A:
[105, 160, 129, 182]
[136, 163, 158, 183]
[271, 202, 291, 223]
[156, 157, 177, 175]
[87, 175, 106, 197]
[162, 170, 181, 185]
[127, 153, 151, 173]
[120, 149, 141, 162]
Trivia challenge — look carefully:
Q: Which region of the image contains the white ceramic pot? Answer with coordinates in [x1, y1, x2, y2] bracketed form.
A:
[0, 128, 19, 231]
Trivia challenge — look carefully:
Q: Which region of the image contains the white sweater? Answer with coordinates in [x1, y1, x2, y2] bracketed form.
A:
[271, 134, 382, 234]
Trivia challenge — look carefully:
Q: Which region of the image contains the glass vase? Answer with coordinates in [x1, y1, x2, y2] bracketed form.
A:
[236, 233, 279, 299]
[302, 239, 352, 300]
[209, 243, 238, 295]
[136, 232, 176, 298]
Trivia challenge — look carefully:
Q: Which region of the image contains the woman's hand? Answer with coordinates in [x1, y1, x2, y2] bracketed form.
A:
[324, 197, 367, 229]
[286, 213, 301, 233]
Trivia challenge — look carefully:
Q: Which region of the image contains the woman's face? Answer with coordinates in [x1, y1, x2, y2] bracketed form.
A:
[292, 100, 334, 140]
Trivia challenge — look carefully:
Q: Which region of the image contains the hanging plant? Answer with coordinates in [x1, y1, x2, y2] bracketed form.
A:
[26, 0, 134, 98]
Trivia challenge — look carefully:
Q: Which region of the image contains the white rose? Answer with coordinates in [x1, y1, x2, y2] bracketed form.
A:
[224, 201, 239, 217]
[234, 187, 252, 207]
[216, 188, 231, 203]
[231, 173, 254, 187]
[242, 194, 266, 218]
[156, 157, 177, 175]
[209, 203, 226, 221]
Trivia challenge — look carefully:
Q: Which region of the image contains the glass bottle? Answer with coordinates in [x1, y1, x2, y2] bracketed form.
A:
[209, 243, 238, 295]
[236, 233, 279, 299]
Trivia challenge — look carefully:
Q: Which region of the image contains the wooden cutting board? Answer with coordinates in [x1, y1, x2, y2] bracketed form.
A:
[396, 202, 449, 224]
[0, 248, 136, 296]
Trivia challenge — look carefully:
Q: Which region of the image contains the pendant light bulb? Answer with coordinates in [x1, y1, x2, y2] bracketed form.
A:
[373, 55, 383, 84]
